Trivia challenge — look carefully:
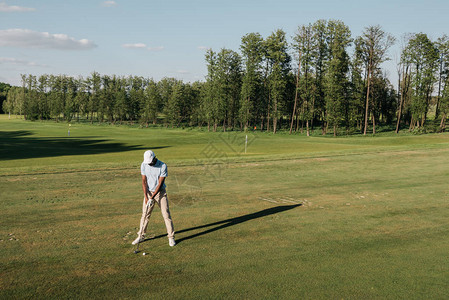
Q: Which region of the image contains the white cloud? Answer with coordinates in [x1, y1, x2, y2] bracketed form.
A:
[0, 2, 35, 12]
[0, 29, 97, 50]
[0, 57, 46, 67]
[122, 44, 164, 51]
[122, 43, 147, 49]
[101, 1, 117, 7]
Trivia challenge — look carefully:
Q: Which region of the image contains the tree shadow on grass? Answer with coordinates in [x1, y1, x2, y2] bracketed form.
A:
[145, 204, 301, 244]
[0, 130, 166, 160]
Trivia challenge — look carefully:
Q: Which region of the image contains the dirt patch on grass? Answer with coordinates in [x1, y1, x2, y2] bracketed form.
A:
[6, 178, 21, 182]
[312, 157, 330, 162]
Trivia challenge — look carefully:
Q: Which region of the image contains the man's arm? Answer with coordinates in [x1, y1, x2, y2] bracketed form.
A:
[150, 176, 166, 199]
[142, 175, 151, 204]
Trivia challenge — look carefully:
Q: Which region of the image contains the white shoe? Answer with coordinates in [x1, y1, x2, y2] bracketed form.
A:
[169, 238, 176, 247]
[132, 236, 144, 245]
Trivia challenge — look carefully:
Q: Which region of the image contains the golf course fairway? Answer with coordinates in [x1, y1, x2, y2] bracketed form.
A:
[1, 116, 449, 299]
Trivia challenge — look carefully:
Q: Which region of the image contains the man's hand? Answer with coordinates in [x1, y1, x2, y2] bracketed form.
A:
[145, 192, 153, 206]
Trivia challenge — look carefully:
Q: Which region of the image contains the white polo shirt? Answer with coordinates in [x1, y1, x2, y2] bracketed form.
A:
[141, 160, 167, 192]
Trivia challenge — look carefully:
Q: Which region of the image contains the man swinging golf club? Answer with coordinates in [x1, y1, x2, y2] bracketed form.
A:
[132, 150, 176, 247]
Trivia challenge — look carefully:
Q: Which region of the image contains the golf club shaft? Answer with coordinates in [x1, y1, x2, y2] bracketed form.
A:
[134, 196, 153, 254]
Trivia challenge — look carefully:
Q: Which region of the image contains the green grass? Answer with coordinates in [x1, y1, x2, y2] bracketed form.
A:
[1, 115, 449, 299]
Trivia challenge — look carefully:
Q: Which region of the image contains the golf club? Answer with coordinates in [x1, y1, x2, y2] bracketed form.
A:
[133, 242, 140, 254]
[133, 198, 153, 254]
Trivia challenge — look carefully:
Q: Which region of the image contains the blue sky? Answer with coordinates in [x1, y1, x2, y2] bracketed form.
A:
[1, 0, 448, 87]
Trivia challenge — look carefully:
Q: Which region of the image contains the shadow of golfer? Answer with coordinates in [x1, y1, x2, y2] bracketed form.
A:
[146, 204, 301, 244]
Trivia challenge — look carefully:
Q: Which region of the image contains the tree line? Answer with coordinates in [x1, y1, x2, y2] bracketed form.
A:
[2, 20, 449, 135]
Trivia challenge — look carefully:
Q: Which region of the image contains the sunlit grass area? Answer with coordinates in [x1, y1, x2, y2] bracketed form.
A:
[1, 116, 449, 299]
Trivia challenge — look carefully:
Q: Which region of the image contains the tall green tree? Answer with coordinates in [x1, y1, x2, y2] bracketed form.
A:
[215, 48, 242, 131]
[439, 73, 449, 131]
[265, 29, 291, 133]
[64, 76, 78, 122]
[74, 77, 88, 122]
[311, 19, 329, 132]
[403, 33, 439, 129]
[324, 20, 352, 136]
[128, 76, 146, 123]
[435, 35, 449, 119]
[188, 81, 204, 127]
[292, 24, 316, 135]
[22, 74, 40, 120]
[370, 71, 397, 126]
[0, 82, 11, 114]
[3, 86, 24, 116]
[163, 80, 183, 127]
[37, 75, 50, 120]
[350, 45, 366, 132]
[180, 82, 198, 126]
[240, 32, 265, 130]
[87, 72, 101, 123]
[202, 49, 218, 131]
[142, 79, 161, 125]
[203, 48, 242, 131]
[99, 75, 115, 123]
[396, 34, 413, 133]
[356, 25, 395, 135]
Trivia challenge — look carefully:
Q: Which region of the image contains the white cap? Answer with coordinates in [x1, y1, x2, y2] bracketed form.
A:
[143, 150, 155, 164]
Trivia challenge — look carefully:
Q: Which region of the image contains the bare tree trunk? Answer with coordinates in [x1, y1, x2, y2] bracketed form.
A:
[244, 100, 249, 131]
[399, 66, 412, 132]
[372, 114, 376, 134]
[289, 70, 301, 134]
[273, 101, 277, 134]
[423, 89, 431, 126]
[306, 120, 310, 136]
[435, 56, 444, 119]
[290, 97, 298, 133]
[364, 65, 371, 135]
[322, 112, 327, 135]
[310, 97, 315, 131]
[290, 51, 302, 134]
[295, 113, 300, 132]
[395, 92, 403, 134]
[396, 65, 405, 133]
[439, 114, 446, 132]
[266, 94, 270, 132]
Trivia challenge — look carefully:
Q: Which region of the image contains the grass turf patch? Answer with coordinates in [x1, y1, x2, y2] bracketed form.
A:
[1, 116, 449, 299]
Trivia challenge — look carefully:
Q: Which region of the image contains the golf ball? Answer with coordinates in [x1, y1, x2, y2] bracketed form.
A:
[143, 252, 147, 256]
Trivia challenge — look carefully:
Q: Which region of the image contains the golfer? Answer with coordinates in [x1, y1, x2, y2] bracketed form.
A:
[132, 150, 176, 247]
